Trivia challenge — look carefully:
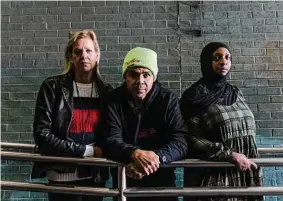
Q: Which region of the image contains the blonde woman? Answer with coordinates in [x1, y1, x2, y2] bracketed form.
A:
[31, 30, 112, 201]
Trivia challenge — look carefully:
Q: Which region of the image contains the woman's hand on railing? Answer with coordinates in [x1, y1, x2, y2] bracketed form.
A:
[126, 163, 145, 179]
[131, 149, 160, 176]
[231, 152, 258, 171]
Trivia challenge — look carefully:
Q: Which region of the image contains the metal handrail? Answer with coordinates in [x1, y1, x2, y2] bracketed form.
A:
[2, 142, 283, 153]
[1, 151, 118, 167]
[124, 186, 283, 197]
[2, 181, 283, 197]
[1, 181, 119, 196]
[2, 151, 283, 167]
[259, 147, 283, 153]
[1, 142, 35, 150]
[167, 157, 283, 167]
[2, 150, 283, 200]
[2, 143, 283, 200]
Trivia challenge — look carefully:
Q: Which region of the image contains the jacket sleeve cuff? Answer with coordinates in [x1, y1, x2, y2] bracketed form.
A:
[76, 144, 87, 157]
[225, 149, 234, 162]
[153, 150, 171, 166]
[124, 147, 139, 163]
[83, 145, 94, 157]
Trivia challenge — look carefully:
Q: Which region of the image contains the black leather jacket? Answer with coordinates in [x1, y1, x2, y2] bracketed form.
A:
[31, 70, 111, 181]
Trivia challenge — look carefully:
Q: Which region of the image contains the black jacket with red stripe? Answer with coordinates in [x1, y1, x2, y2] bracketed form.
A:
[31, 70, 111, 181]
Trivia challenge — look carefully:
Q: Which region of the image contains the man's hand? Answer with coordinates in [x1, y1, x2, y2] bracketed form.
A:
[126, 163, 145, 179]
[93, 145, 103, 158]
[231, 152, 258, 171]
[131, 149, 160, 175]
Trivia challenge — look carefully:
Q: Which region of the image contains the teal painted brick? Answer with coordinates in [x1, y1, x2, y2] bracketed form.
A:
[255, 136, 262, 144]
[259, 137, 283, 145]
[58, 1, 81, 7]
[29, 192, 48, 199]
[7, 161, 32, 166]
[1, 68, 22, 76]
[273, 129, 283, 136]
[2, 165, 20, 173]
[9, 191, 30, 198]
[1, 160, 8, 165]
[2, 85, 39, 93]
[263, 169, 277, 186]
[8, 108, 34, 116]
[9, 92, 36, 100]
[4, 173, 31, 182]
[19, 132, 34, 141]
[19, 166, 32, 173]
[1, 124, 8, 132]
[1, 93, 10, 101]
[2, 190, 14, 199]
[2, 115, 34, 124]
[10, 60, 35, 68]
[257, 129, 273, 137]
[1, 132, 20, 141]
[175, 173, 184, 182]
[265, 196, 279, 201]
[106, 179, 112, 188]
[275, 171, 283, 185]
[175, 181, 183, 187]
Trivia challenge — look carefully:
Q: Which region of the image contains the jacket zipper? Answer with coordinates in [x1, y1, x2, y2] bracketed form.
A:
[62, 85, 73, 137]
[133, 112, 142, 145]
[66, 112, 73, 137]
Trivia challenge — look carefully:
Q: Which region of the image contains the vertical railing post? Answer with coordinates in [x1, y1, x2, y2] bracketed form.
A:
[118, 165, 126, 201]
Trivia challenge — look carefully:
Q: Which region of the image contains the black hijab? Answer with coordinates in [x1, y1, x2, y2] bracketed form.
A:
[181, 42, 237, 119]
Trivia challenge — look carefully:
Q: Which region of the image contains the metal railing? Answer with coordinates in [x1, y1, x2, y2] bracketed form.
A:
[1, 142, 35, 150]
[1, 142, 283, 201]
[2, 180, 119, 197]
[2, 142, 283, 153]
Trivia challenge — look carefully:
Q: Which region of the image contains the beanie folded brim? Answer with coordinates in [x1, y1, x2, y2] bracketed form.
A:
[122, 47, 158, 81]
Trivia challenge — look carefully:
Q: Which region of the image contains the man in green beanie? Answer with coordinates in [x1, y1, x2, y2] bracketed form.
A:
[102, 47, 188, 201]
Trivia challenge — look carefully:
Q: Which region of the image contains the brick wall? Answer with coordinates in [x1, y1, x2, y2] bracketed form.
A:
[1, 1, 283, 201]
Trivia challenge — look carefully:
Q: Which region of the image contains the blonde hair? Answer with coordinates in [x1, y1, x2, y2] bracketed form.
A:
[62, 29, 100, 74]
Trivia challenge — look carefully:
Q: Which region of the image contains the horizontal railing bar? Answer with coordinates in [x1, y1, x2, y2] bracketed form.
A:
[2, 181, 283, 197]
[2, 151, 283, 167]
[166, 158, 283, 167]
[124, 187, 283, 197]
[259, 147, 283, 153]
[1, 151, 118, 167]
[1, 181, 119, 196]
[1, 142, 35, 150]
[2, 142, 283, 153]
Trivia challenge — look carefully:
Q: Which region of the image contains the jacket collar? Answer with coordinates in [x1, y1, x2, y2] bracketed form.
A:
[61, 69, 75, 90]
[61, 70, 75, 112]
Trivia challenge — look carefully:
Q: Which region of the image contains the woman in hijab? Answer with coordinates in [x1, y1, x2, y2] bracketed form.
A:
[181, 42, 263, 201]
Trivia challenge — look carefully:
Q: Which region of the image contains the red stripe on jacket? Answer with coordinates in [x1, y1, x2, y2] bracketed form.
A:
[68, 109, 100, 133]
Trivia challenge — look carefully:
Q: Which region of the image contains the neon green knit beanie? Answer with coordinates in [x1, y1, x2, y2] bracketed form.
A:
[122, 47, 158, 81]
